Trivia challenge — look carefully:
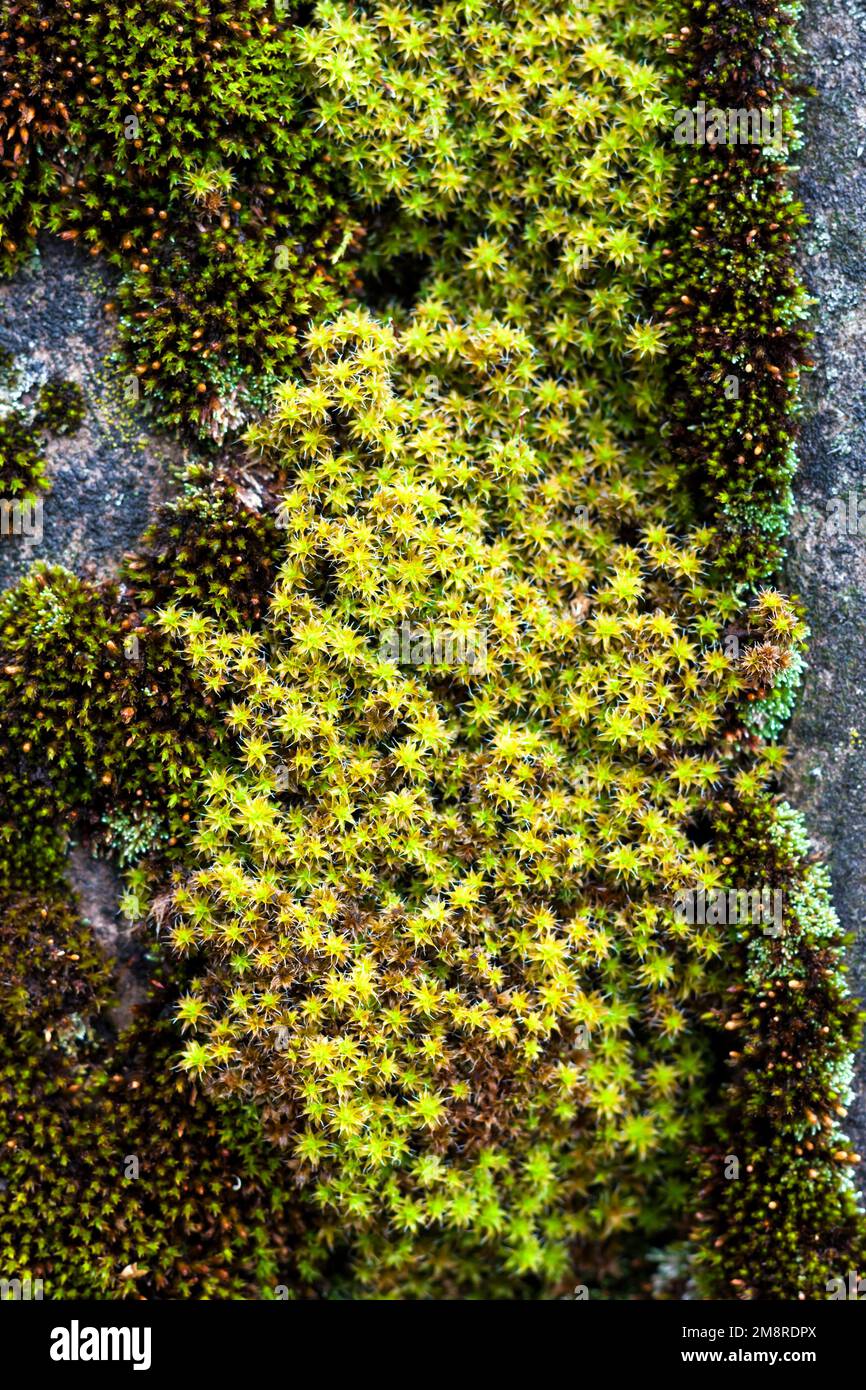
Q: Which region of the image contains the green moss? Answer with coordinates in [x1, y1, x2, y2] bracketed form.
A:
[0, 0, 362, 438]
[0, 409, 47, 498]
[657, 0, 811, 582]
[0, 459, 285, 894]
[0, 2, 70, 276]
[0, 467, 303, 1295]
[0, 0, 860, 1303]
[126, 463, 284, 629]
[159, 0, 797, 1296]
[694, 798, 866, 1299]
[0, 894, 112, 1041]
[657, 0, 866, 1300]
[0, 361, 84, 500]
[0, 892, 301, 1299]
[34, 376, 85, 434]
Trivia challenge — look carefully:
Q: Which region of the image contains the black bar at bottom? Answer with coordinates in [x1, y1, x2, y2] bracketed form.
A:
[1, 1296, 859, 1379]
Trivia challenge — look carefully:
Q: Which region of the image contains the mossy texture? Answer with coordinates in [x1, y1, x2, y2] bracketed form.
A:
[658, 1, 811, 583]
[0, 352, 83, 499]
[0, 895, 300, 1298]
[0, 0, 861, 1302]
[1, 1, 361, 438]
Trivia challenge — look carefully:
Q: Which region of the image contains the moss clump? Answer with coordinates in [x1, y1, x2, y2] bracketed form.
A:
[656, 0, 866, 1299]
[165, 311, 810, 1294]
[0, 565, 191, 888]
[0, 460, 286, 894]
[0, 892, 302, 1299]
[34, 375, 85, 434]
[0, 459, 310, 1297]
[154, 0, 820, 1295]
[126, 463, 284, 630]
[0, 893, 112, 1039]
[0, 359, 83, 500]
[0, 1, 71, 274]
[657, 0, 811, 583]
[0, 408, 47, 498]
[694, 798, 866, 1299]
[0, 0, 362, 438]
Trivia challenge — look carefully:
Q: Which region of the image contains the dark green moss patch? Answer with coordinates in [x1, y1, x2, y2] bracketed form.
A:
[663, 0, 866, 1297]
[34, 375, 85, 434]
[0, 0, 363, 439]
[659, 0, 811, 583]
[0, 892, 302, 1299]
[694, 797, 866, 1298]
[0, 407, 47, 497]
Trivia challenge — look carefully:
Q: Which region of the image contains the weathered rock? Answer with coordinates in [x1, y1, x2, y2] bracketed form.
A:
[784, 0, 866, 1181]
[0, 237, 179, 591]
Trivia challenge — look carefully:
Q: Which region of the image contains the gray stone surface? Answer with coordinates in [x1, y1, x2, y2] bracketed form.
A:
[783, 0, 866, 1175]
[0, 237, 179, 591]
